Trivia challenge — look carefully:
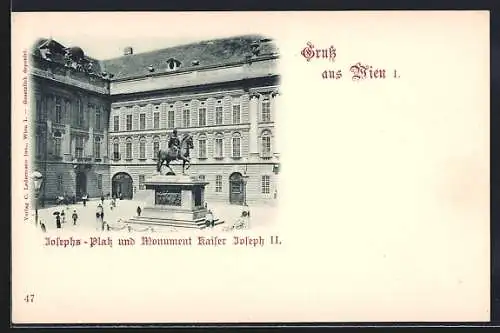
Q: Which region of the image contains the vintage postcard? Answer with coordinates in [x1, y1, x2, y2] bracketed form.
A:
[12, 11, 490, 324]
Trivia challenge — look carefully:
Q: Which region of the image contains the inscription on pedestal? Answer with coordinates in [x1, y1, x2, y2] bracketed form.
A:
[155, 186, 181, 206]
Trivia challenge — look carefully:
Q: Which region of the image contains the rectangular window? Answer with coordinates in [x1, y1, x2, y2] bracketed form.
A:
[36, 98, 43, 122]
[36, 134, 44, 157]
[215, 106, 223, 125]
[96, 108, 101, 130]
[126, 142, 132, 159]
[153, 112, 160, 129]
[153, 141, 160, 158]
[183, 109, 190, 128]
[57, 174, 63, 193]
[97, 174, 102, 190]
[126, 115, 132, 131]
[113, 115, 119, 131]
[139, 141, 146, 159]
[94, 139, 101, 158]
[54, 139, 61, 157]
[113, 142, 120, 159]
[232, 137, 241, 158]
[139, 175, 145, 190]
[261, 99, 271, 122]
[232, 104, 240, 124]
[198, 139, 207, 159]
[168, 109, 175, 128]
[199, 175, 205, 181]
[75, 137, 84, 158]
[78, 100, 84, 127]
[261, 175, 270, 194]
[262, 136, 271, 156]
[215, 175, 222, 193]
[140, 113, 146, 130]
[198, 108, 206, 126]
[214, 137, 223, 158]
[55, 97, 62, 123]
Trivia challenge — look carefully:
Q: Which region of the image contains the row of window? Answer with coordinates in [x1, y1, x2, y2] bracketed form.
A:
[112, 131, 272, 160]
[44, 133, 104, 159]
[113, 98, 271, 132]
[138, 174, 271, 194]
[56, 174, 103, 193]
[36, 96, 105, 130]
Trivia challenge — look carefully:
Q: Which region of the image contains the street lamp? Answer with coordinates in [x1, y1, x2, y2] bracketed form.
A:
[31, 171, 43, 226]
[242, 157, 249, 207]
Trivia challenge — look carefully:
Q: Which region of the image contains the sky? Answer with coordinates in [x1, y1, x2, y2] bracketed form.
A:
[43, 36, 217, 60]
[15, 12, 270, 60]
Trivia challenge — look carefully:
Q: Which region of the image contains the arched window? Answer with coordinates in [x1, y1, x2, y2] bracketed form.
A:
[113, 138, 120, 160]
[198, 134, 207, 159]
[153, 136, 160, 159]
[126, 137, 133, 159]
[94, 136, 101, 159]
[232, 132, 241, 158]
[261, 130, 272, 157]
[214, 132, 224, 159]
[139, 137, 146, 159]
[53, 130, 62, 157]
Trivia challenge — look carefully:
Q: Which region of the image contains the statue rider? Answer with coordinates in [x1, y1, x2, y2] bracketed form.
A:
[168, 129, 181, 158]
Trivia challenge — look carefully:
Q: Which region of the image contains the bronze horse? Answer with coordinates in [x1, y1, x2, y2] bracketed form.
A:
[156, 133, 194, 175]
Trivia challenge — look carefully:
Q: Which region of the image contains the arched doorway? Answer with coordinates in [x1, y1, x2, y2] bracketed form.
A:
[229, 172, 244, 205]
[112, 172, 133, 199]
[75, 171, 87, 199]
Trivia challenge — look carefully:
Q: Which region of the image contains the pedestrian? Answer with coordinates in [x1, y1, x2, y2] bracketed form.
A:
[136, 206, 142, 217]
[60, 209, 66, 223]
[101, 194, 105, 205]
[82, 193, 87, 207]
[95, 205, 101, 230]
[205, 209, 214, 228]
[72, 209, 78, 225]
[40, 221, 46, 232]
[99, 203, 104, 222]
[56, 214, 61, 229]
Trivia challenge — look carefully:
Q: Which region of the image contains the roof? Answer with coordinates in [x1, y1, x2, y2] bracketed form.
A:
[31, 38, 105, 75]
[101, 35, 278, 80]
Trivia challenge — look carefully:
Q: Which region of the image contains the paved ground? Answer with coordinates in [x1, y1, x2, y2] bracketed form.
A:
[33, 199, 278, 233]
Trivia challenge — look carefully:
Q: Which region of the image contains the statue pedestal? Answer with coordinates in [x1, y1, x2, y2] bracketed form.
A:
[127, 174, 223, 229]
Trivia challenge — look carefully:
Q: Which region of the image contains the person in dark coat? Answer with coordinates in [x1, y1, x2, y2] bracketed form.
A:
[101, 194, 105, 205]
[82, 193, 88, 207]
[60, 210, 66, 223]
[56, 214, 61, 229]
[168, 129, 181, 158]
[72, 210, 78, 225]
[136, 206, 142, 217]
[40, 222, 46, 232]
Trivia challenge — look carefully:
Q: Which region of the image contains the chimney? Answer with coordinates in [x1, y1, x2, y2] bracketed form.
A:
[123, 46, 133, 56]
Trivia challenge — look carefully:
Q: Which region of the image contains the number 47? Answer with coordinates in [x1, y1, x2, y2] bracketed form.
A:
[24, 294, 34, 303]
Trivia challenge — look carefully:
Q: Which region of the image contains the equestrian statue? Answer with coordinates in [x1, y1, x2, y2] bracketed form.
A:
[156, 129, 194, 175]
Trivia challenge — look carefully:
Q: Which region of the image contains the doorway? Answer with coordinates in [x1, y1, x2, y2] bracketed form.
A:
[229, 172, 244, 205]
[112, 172, 133, 199]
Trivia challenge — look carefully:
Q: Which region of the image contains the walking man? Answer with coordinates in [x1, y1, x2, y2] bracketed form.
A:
[72, 209, 78, 225]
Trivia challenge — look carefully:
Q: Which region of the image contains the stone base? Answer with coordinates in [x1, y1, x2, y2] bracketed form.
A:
[126, 216, 224, 229]
[126, 173, 224, 229]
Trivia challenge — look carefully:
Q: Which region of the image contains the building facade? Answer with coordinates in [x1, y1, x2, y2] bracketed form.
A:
[30, 39, 112, 204]
[30, 35, 280, 205]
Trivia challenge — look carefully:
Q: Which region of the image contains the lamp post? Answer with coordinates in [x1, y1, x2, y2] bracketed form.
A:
[242, 157, 249, 207]
[31, 171, 43, 226]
